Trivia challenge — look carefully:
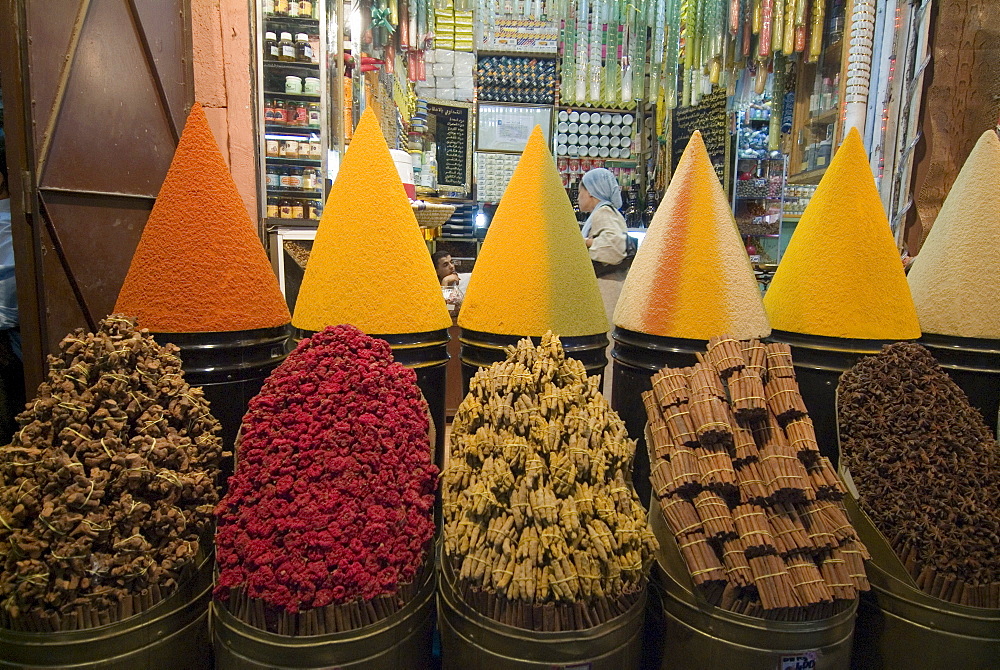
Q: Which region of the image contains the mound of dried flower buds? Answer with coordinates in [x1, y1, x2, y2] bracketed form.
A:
[214, 325, 438, 621]
[442, 333, 657, 632]
[0, 315, 226, 631]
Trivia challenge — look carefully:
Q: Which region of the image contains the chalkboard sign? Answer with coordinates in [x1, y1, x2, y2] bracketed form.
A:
[426, 99, 473, 194]
[670, 89, 730, 187]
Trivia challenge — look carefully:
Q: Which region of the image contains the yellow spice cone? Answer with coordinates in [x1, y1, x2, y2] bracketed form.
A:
[614, 131, 770, 340]
[458, 126, 607, 336]
[763, 128, 920, 340]
[908, 130, 1000, 338]
[292, 108, 451, 334]
[115, 102, 290, 332]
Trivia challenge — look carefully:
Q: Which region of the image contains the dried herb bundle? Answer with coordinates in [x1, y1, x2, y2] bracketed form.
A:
[0, 316, 226, 631]
[646, 336, 869, 621]
[442, 333, 657, 631]
[839, 342, 1000, 608]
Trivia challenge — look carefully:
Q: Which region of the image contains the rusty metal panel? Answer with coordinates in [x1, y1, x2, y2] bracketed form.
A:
[24, 0, 83, 151]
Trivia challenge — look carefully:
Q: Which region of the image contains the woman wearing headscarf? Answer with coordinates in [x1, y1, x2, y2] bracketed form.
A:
[579, 168, 630, 274]
[578, 167, 633, 394]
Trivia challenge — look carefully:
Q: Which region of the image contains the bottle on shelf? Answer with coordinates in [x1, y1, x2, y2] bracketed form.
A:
[299, 0, 313, 18]
[266, 197, 279, 218]
[278, 32, 296, 62]
[623, 183, 640, 227]
[295, 33, 313, 63]
[642, 187, 658, 226]
[264, 32, 278, 61]
[263, 0, 275, 16]
[423, 144, 438, 190]
[307, 102, 320, 127]
[287, 0, 300, 18]
[290, 199, 304, 219]
[279, 198, 293, 218]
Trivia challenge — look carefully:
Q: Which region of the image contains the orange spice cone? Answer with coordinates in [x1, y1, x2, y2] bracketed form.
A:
[458, 126, 607, 337]
[614, 131, 770, 341]
[292, 107, 450, 334]
[115, 102, 290, 332]
[908, 130, 1000, 338]
[763, 129, 920, 340]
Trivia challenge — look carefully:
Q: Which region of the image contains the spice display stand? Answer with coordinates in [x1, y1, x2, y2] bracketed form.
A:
[459, 328, 609, 395]
[151, 325, 292, 477]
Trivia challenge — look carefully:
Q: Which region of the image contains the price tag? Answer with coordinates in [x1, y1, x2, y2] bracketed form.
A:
[780, 652, 817, 670]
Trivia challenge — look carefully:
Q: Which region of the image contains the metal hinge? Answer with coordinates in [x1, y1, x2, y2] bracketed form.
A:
[20, 169, 33, 216]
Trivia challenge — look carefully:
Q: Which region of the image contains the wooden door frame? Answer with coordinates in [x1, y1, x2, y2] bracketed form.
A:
[0, 0, 45, 394]
[0, 0, 194, 395]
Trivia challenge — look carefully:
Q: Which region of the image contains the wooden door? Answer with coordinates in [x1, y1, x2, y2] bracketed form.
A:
[0, 0, 192, 391]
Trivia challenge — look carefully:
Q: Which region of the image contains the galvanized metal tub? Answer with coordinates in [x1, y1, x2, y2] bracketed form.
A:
[212, 568, 436, 670]
[841, 495, 1000, 669]
[0, 553, 213, 669]
[437, 552, 646, 669]
[649, 501, 857, 669]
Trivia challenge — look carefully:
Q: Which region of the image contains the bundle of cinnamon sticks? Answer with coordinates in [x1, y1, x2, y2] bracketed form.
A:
[223, 568, 427, 636]
[645, 337, 870, 620]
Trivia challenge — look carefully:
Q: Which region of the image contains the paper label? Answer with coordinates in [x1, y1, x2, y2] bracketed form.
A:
[780, 652, 818, 670]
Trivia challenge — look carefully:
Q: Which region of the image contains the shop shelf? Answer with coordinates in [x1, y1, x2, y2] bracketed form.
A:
[265, 156, 322, 165]
[267, 189, 324, 198]
[263, 60, 320, 71]
[787, 166, 827, 184]
[808, 109, 839, 126]
[264, 90, 321, 100]
[264, 124, 321, 135]
[263, 15, 320, 26]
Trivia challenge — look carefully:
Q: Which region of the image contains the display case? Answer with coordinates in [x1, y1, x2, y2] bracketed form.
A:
[788, 0, 852, 184]
[732, 156, 787, 265]
[255, 2, 330, 230]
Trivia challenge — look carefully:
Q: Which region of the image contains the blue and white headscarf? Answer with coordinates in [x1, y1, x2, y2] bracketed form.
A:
[580, 168, 623, 238]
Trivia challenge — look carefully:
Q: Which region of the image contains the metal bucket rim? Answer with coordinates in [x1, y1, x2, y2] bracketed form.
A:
[294, 327, 449, 345]
[611, 327, 709, 353]
[213, 564, 435, 647]
[919, 332, 1000, 354]
[865, 561, 1000, 620]
[150, 324, 292, 348]
[768, 330, 916, 354]
[437, 543, 647, 641]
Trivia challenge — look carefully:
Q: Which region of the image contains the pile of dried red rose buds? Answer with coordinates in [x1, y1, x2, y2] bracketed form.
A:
[214, 325, 438, 612]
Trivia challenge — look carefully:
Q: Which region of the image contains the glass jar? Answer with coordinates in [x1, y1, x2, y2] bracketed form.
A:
[309, 138, 321, 158]
[266, 139, 280, 157]
[264, 32, 278, 61]
[265, 165, 280, 189]
[299, 0, 313, 18]
[287, 166, 304, 190]
[307, 103, 320, 127]
[278, 32, 296, 62]
[293, 101, 309, 126]
[308, 200, 322, 219]
[278, 199, 292, 218]
[290, 199, 305, 219]
[273, 0, 288, 16]
[272, 101, 288, 125]
[295, 33, 313, 63]
[287, 0, 300, 18]
[266, 197, 279, 218]
[278, 167, 293, 190]
[284, 139, 299, 159]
